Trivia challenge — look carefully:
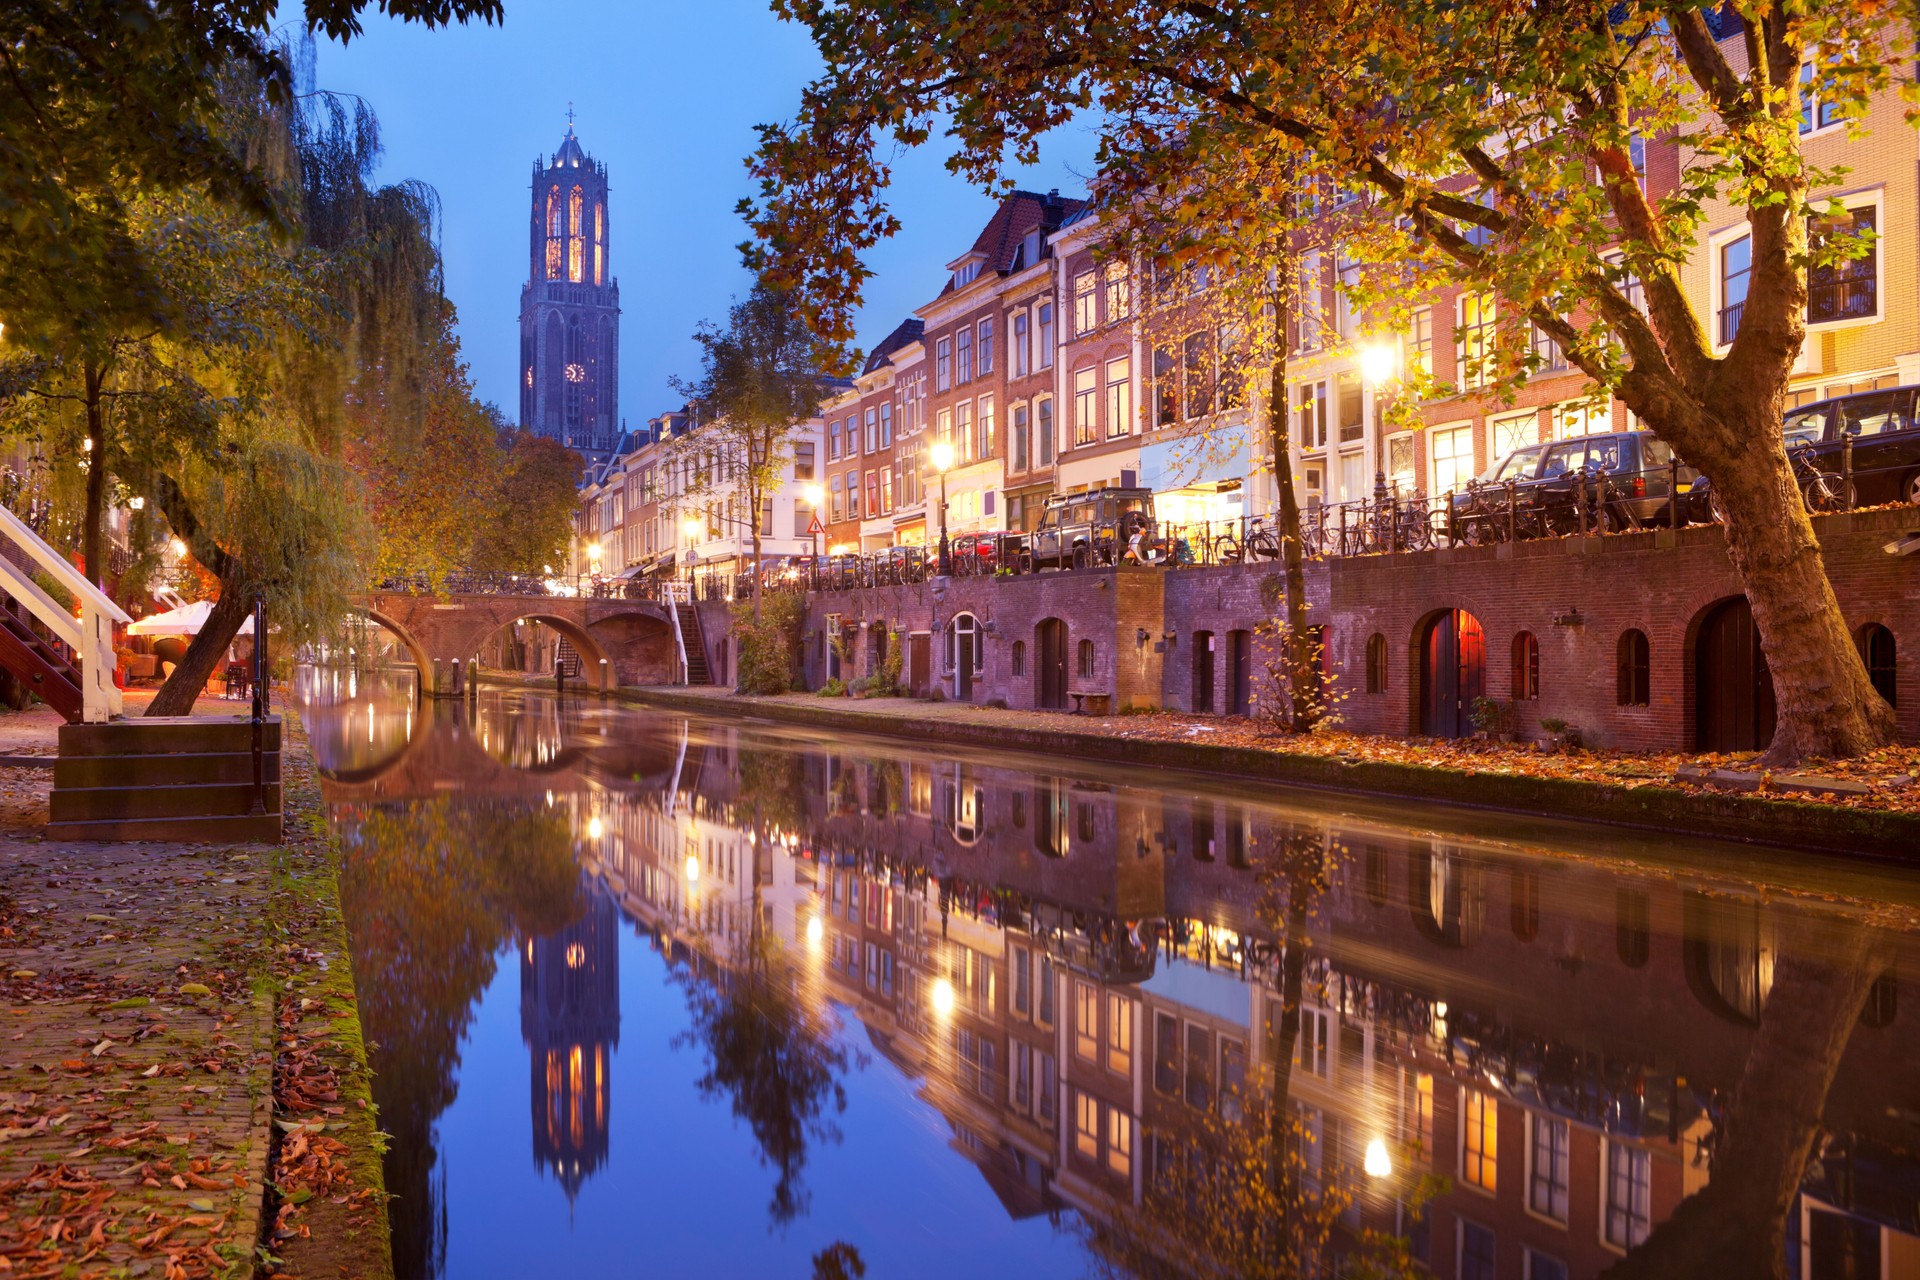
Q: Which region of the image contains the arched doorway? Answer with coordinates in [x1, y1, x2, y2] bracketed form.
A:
[1419, 609, 1485, 737]
[1036, 619, 1068, 710]
[1192, 630, 1215, 712]
[1227, 629, 1253, 716]
[1695, 597, 1775, 752]
[946, 613, 980, 700]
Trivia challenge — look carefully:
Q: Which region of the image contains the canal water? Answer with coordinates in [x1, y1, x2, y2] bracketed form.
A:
[298, 670, 1920, 1280]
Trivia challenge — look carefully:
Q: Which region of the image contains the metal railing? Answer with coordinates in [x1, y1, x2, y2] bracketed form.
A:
[373, 569, 673, 602]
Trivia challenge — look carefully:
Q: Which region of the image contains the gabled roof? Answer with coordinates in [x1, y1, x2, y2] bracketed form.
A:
[936, 189, 1086, 297]
[862, 318, 925, 375]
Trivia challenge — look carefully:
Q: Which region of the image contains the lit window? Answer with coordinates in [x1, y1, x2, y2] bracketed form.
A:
[1074, 367, 1098, 446]
[1075, 981, 1098, 1060]
[1456, 292, 1496, 390]
[1105, 357, 1132, 439]
[1462, 1089, 1498, 1193]
[977, 316, 995, 375]
[1105, 994, 1131, 1074]
[1074, 270, 1098, 334]
[1104, 262, 1131, 323]
[1075, 1091, 1099, 1158]
[1037, 302, 1055, 368]
[1105, 1107, 1132, 1178]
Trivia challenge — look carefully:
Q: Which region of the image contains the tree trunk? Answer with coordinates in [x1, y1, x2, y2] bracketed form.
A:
[1265, 882, 1309, 1195]
[1697, 430, 1893, 763]
[1265, 278, 1316, 732]
[1598, 927, 1888, 1280]
[145, 586, 251, 716]
[82, 361, 108, 589]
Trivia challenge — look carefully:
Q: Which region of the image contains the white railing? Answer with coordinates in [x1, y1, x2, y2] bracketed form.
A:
[0, 505, 133, 722]
[661, 581, 690, 685]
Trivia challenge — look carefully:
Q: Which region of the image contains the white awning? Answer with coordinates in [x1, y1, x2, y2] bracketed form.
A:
[126, 600, 255, 636]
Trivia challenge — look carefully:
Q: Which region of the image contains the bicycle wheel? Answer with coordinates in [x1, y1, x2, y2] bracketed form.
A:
[1250, 532, 1281, 560]
[1803, 474, 1843, 513]
[1214, 536, 1242, 564]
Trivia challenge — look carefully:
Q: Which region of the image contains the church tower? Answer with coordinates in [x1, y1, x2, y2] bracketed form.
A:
[518, 119, 620, 472]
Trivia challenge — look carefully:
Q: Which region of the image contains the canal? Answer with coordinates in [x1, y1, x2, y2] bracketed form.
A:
[298, 670, 1920, 1280]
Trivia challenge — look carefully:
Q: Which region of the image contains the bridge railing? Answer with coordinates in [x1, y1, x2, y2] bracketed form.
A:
[374, 570, 670, 603]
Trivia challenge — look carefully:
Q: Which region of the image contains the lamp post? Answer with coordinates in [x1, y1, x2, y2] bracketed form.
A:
[681, 516, 702, 584]
[929, 440, 954, 577]
[802, 482, 824, 573]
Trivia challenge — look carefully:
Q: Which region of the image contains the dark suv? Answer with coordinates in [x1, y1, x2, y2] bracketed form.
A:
[1451, 430, 1696, 539]
[1783, 385, 1920, 507]
[1029, 487, 1156, 569]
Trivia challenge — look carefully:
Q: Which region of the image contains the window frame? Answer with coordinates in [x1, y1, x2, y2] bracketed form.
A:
[1807, 190, 1884, 332]
[1461, 1087, 1498, 1195]
[1105, 356, 1133, 440]
[1527, 1113, 1571, 1224]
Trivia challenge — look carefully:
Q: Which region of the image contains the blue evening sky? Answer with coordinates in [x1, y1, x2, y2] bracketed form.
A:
[312, 0, 1099, 424]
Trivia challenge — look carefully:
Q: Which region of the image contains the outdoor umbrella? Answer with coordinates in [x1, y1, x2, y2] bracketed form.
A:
[126, 600, 255, 636]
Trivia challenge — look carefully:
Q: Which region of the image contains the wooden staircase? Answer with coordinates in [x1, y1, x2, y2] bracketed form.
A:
[676, 602, 711, 685]
[48, 716, 283, 843]
[0, 599, 83, 721]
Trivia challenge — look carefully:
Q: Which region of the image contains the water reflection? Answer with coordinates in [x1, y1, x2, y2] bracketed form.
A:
[302, 679, 1920, 1280]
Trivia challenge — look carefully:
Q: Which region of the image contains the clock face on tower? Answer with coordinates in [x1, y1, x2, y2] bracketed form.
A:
[565, 363, 586, 383]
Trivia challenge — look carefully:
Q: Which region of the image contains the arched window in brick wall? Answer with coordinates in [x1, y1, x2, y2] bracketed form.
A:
[1616, 629, 1650, 706]
[1856, 623, 1896, 708]
[1512, 631, 1540, 701]
[1365, 633, 1388, 694]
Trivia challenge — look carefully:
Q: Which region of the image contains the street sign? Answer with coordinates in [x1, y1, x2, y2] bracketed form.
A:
[807, 515, 825, 536]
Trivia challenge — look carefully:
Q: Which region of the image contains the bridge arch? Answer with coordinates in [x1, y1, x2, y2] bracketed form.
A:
[355, 606, 433, 674]
[475, 612, 614, 689]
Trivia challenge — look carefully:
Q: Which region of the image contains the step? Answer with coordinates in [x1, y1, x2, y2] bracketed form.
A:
[58, 716, 282, 757]
[54, 750, 283, 789]
[44, 813, 284, 845]
[50, 781, 283, 823]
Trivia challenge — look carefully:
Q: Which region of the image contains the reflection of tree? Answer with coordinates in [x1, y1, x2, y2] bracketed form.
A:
[336, 799, 583, 1280]
[1089, 828, 1423, 1280]
[1600, 924, 1892, 1280]
[674, 859, 847, 1226]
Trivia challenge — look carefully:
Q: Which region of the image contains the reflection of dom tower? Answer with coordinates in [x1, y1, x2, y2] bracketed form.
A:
[518, 116, 621, 471]
[520, 892, 620, 1200]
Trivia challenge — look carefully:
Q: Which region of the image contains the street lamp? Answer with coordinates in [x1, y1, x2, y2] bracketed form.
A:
[681, 516, 703, 583]
[802, 481, 824, 570]
[1356, 338, 1399, 390]
[1364, 1137, 1392, 1179]
[929, 439, 955, 576]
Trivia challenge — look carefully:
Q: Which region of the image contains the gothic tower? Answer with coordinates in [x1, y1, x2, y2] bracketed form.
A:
[518, 121, 620, 472]
[520, 890, 621, 1200]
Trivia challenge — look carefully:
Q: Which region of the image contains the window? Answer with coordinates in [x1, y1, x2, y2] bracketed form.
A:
[1106, 1107, 1132, 1178]
[1185, 1023, 1213, 1109]
[1038, 955, 1055, 1026]
[1616, 629, 1650, 706]
[936, 337, 952, 391]
[1606, 250, 1647, 316]
[1012, 311, 1029, 377]
[1460, 1222, 1496, 1280]
[1075, 1091, 1099, 1157]
[1604, 1142, 1652, 1250]
[1106, 994, 1131, 1074]
[1334, 254, 1362, 339]
[1719, 234, 1751, 345]
[1493, 412, 1535, 458]
[1525, 1249, 1570, 1280]
[1366, 633, 1388, 694]
[1809, 204, 1878, 326]
[1184, 331, 1214, 419]
[1295, 1006, 1329, 1078]
[1037, 398, 1055, 465]
[1457, 292, 1496, 390]
[955, 400, 973, 464]
[978, 394, 995, 460]
[1011, 404, 1030, 473]
[1105, 262, 1131, 323]
[1431, 423, 1474, 495]
[1857, 623, 1896, 707]
[1295, 251, 1323, 351]
[1152, 346, 1179, 427]
[1074, 367, 1099, 445]
[879, 401, 892, 447]
[956, 325, 973, 384]
[1529, 1115, 1570, 1221]
[1337, 370, 1364, 442]
[1531, 320, 1566, 372]
[1078, 638, 1095, 679]
[1075, 981, 1099, 1060]
[978, 317, 994, 375]
[1461, 1089, 1497, 1193]
[1074, 270, 1098, 334]
[1512, 631, 1539, 700]
[1153, 1013, 1180, 1095]
[1038, 301, 1055, 368]
[1799, 57, 1844, 134]
[828, 473, 844, 523]
[863, 407, 877, 453]
[880, 469, 893, 514]
[1405, 1072, 1434, 1159]
[1105, 357, 1132, 439]
[863, 470, 878, 519]
[1408, 306, 1434, 379]
[1011, 640, 1026, 677]
[794, 441, 816, 480]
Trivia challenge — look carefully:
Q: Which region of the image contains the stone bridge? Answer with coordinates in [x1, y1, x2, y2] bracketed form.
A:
[358, 590, 680, 692]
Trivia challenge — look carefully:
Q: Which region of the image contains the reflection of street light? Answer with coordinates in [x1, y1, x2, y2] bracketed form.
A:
[806, 915, 824, 947]
[1364, 1137, 1392, 1178]
[931, 976, 956, 1017]
[684, 853, 701, 883]
[929, 440, 955, 576]
[586, 816, 603, 840]
[168, 537, 187, 559]
[802, 482, 824, 569]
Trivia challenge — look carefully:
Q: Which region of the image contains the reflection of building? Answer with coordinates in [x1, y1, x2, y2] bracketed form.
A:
[520, 890, 621, 1199]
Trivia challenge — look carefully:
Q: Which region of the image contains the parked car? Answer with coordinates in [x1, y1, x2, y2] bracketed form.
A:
[1451, 430, 1698, 538]
[1784, 385, 1920, 507]
[1029, 487, 1156, 569]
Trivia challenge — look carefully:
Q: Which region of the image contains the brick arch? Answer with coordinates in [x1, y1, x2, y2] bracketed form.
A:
[472, 611, 613, 690]
[355, 605, 433, 675]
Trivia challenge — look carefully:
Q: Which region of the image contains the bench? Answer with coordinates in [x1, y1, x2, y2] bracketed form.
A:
[1068, 690, 1113, 715]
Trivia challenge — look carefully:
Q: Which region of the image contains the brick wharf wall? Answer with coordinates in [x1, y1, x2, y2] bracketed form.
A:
[774, 507, 1920, 750]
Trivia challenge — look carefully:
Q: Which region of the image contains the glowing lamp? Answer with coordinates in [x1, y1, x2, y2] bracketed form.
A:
[929, 440, 955, 474]
[685, 854, 701, 883]
[1364, 1138, 1392, 1178]
[683, 517, 703, 541]
[806, 915, 824, 946]
[803, 482, 825, 508]
[931, 977, 956, 1017]
[1357, 339, 1398, 389]
[586, 816, 603, 840]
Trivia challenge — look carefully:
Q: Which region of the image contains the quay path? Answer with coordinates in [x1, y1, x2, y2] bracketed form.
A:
[0, 692, 387, 1280]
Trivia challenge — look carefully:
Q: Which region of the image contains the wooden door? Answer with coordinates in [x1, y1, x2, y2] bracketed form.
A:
[1695, 597, 1775, 752]
[957, 628, 976, 700]
[1420, 610, 1485, 737]
[907, 633, 931, 698]
[1193, 631, 1215, 712]
[1037, 619, 1068, 710]
[1228, 630, 1252, 716]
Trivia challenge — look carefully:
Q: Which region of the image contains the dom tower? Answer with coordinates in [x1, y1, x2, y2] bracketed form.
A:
[518, 121, 620, 471]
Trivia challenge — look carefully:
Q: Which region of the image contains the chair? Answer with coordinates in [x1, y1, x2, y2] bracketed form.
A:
[223, 661, 250, 700]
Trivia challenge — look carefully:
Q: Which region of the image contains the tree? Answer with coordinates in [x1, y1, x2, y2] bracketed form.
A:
[469, 431, 588, 574]
[670, 280, 840, 619]
[745, 0, 1904, 764]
